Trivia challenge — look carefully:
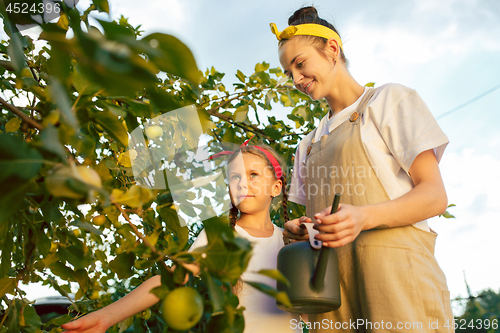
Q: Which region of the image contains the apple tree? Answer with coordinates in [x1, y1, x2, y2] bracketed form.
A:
[0, 1, 330, 332]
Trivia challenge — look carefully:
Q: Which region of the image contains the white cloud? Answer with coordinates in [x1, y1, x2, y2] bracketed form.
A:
[343, 0, 500, 85]
[108, 0, 188, 36]
[429, 148, 500, 306]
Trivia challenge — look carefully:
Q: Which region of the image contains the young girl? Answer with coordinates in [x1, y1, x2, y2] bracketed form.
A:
[273, 6, 455, 333]
[62, 144, 300, 333]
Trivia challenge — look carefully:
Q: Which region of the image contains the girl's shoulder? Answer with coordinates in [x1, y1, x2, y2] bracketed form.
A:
[273, 224, 284, 235]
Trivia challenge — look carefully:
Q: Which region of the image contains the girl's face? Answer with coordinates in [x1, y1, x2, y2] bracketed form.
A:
[278, 37, 336, 101]
[228, 153, 282, 214]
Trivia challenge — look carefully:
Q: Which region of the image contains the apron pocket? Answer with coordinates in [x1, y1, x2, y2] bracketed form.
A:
[356, 244, 428, 327]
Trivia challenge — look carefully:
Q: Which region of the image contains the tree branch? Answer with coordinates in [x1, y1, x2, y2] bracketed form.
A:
[203, 92, 275, 143]
[113, 202, 171, 271]
[0, 97, 44, 130]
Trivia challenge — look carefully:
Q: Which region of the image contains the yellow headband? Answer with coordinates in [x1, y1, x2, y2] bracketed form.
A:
[269, 23, 343, 51]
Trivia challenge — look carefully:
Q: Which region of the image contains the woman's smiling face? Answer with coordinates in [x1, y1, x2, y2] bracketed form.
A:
[228, 153, 281, 213]
[279, 37, 336, 101]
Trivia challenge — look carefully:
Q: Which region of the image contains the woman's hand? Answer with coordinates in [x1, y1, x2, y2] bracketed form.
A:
[61, 312, 112, 333]
[283, 216, 311, 244]
[313, 204, 368, 248]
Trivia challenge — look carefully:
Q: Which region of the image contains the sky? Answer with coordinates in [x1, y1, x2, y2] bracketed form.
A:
[8, 0, 500, 314]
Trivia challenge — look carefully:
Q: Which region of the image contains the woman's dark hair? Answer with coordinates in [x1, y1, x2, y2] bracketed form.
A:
[285, 6, 348, 65]
[227, 144, 289, 229]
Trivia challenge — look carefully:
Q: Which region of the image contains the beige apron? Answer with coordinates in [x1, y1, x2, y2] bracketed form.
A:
[303, 89, 454, 332]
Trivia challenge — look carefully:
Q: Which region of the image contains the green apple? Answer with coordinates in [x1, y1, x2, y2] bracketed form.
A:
[146, 125, 163, 139]
[92, 215, 106, 226]
[89, 290, 100, 300]
[161, 287, 204, 331]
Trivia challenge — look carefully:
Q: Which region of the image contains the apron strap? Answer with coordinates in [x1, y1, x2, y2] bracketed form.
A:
[305, 87, 378, 156]
[355, 87, 377, 120]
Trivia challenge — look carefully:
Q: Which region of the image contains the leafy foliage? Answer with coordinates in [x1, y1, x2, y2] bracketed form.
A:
[0, 2, 325, 332]
[454, 287, 500, 333]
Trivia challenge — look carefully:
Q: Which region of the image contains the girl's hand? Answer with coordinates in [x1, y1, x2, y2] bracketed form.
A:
[61, 312, 111, 333]
[313, 204, 367, 248]
[283, 216, 311, 244]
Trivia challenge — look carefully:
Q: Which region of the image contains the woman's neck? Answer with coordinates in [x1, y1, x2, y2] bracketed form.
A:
[325, 66, 364, 115]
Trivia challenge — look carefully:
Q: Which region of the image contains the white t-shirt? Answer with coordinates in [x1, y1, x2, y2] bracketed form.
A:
[190, 224, 300, 333]
[288, 83, 449, 231]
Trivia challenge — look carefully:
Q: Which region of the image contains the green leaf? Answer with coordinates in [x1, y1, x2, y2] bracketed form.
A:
[88, 108, 128, 147]
[73, 220, 103, 235]
[47, 46, 71, 85]
[440, 211, 455, 219]
[0, 135, 42, 219]
[73, 269, 91, 293]
[5, 23, 27, 73]
[147, 87, 184, 112]
[46, 276, 76, 310]
[159, 261, 175, 290]
[245, 281, 292, 308]
[365, 82, 375, 87]
[255, 62, 270, 73]
[263, 126, 281, 140]
[60, 245, 89, 270]
[0, 277, 16, 297]
[142, 33, 200, 84]
[123, 98, 153, 118]
[38, 124, 67, 161]
[48, 79, 79, 129]
[158, 206, 189, 249]
[109, 252, 135, 279]
[44, 314, 74, 328]
[0, 224, 13, 277]
[117, 316, 134, 332]
[57, 13, 70, 31]
[111, 185, 154, 208]
[257, 269, 290, 287]
[0, 133, 43, 183]
[92, 0, 110, 13]
[71, 64, 101, 95]
[22, 303, 43, 333]
[233, 105, 248, 122]
[204, 273, 224, 312]
[5, 117, 22, 132]
[98, 19, 136, 40]
[49, 261, 76, 281]
[236, 70, 246, 83]
[150, 284, 170, 300]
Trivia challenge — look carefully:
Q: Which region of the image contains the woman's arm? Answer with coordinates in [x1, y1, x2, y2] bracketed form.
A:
[313, 149, 448, 247]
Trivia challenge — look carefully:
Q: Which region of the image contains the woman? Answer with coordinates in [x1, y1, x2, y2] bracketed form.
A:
[273, 6, 454, 333]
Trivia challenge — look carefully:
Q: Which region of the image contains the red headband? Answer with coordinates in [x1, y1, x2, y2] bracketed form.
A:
[208, 135, 283, 179]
